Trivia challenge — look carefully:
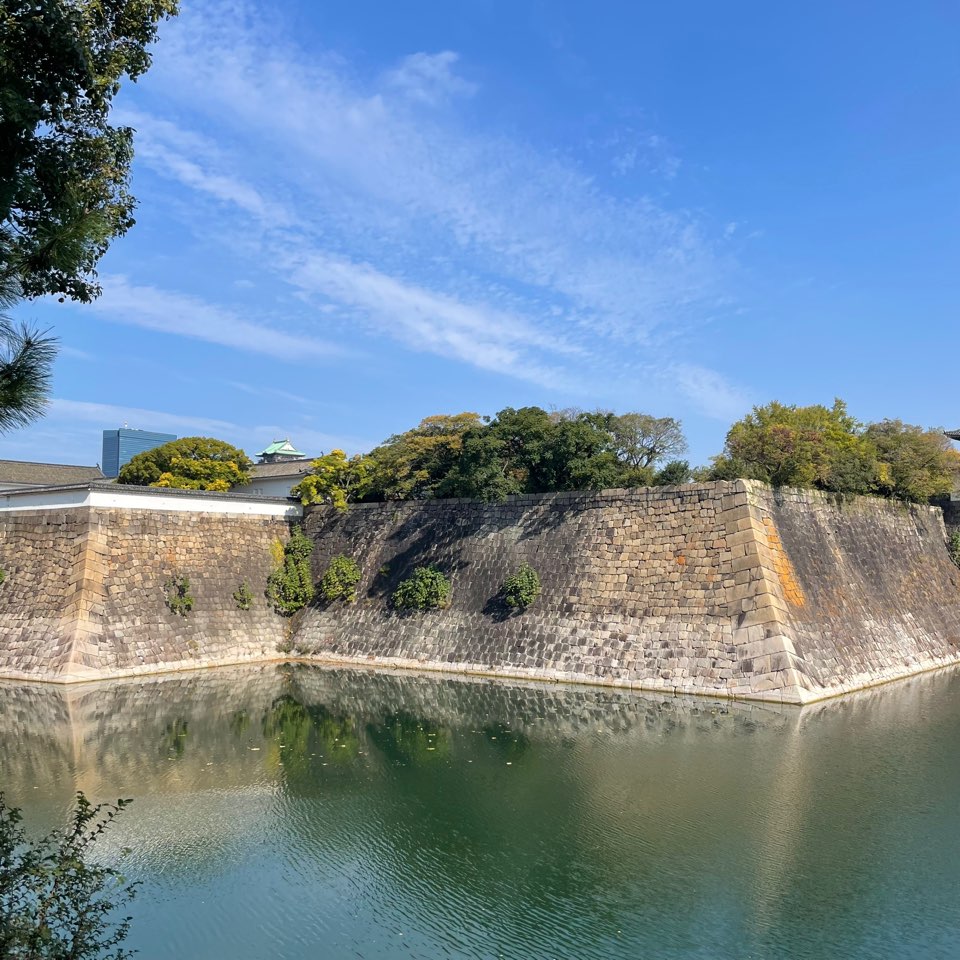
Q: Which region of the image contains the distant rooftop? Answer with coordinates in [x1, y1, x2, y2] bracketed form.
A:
[946, 429, 960, 441]
[249, 461, 314, 480]
[0, 459, 104, 489]
[257, 439, 307, 463]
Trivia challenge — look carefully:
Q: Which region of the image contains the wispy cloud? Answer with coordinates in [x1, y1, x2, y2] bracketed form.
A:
[49, 399, 240, 436]
[385, 51, 477, 105]
[113, 0, 742, 408]
[88, 275, 342, 363]
[225, 381, 310, 406]
[669, 364, 751, 422]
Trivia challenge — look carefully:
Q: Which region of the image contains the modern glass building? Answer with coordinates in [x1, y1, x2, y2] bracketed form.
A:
[102, 428, 177, 478]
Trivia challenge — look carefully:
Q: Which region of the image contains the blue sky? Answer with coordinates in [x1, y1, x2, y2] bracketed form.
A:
[6, 0, 960, 468]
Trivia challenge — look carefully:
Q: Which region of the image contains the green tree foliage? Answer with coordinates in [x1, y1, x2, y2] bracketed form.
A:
[653, 460, 692, 486]
[709, 400, 958, 503]
[949, 532, 960, 570]
[0, 791, 136, 959]
[292, 449, 374, 509]
[436, 406, 671, 501]
[267, 526, 314, 616]
[708, 400, 876, 491]
[318, 555, 362, 603]
[502, 562, 541, 610]
[865, 420, 957, 502]
[0, 0, 179, 302]
[0, 316, 57, 433]
[118, 437, 252, 491]
[367, 413, 484, 500]
[604, 412, 687, 469]
[391, 566, 451, 612]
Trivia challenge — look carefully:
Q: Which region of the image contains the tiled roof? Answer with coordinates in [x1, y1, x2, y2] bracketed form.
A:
[257, 439, 305, 458]
[946, 429, 960, 440]
[0, 460, 104, 486]
[248, 460, 314, 479]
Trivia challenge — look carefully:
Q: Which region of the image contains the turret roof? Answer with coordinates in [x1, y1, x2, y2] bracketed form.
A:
[257, 439, 305, 458]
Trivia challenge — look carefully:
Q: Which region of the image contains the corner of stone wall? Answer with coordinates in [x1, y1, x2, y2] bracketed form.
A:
[718, 480, 821, 704]
[56, 508, 108, 681]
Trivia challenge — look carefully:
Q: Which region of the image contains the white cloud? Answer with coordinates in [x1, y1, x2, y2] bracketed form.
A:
[87, 275, 341, 363]
[112, 0, 740, 406]
[287, 252, 571, 387]
[49, 399, 240, 436]
[385, 51, 477, 105]
[669, 364, 750, 422]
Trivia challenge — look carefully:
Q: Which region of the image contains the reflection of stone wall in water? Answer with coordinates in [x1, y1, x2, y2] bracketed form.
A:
[298, 480, 960, 703]
[0, 507, 291, 681]
[0, 663, 797, 802]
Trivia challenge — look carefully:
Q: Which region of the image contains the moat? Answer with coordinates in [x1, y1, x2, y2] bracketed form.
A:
[2, 663, 959, 959]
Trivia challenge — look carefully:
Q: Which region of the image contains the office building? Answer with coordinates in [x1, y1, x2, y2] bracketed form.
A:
[102, 428, 176, 479]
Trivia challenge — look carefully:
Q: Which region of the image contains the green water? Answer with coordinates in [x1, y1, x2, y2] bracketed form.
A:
[1, 663, 959, 959]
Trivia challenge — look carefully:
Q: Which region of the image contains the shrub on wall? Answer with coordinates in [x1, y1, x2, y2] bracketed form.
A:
[949, 532, 960, 570]
[267, 526, 315, 616]
[165, 574, 194, 617]
[319, 555, 362, 603]
[503, 562, 541, 610]
[391, 566, 451, 612]
[233, 581, 253, 610]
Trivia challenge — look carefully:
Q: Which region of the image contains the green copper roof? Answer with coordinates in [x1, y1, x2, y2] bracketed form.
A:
[257, 439, 306, 457]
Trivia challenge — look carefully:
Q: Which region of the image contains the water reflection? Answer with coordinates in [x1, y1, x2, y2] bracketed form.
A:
[1, 664, 958, 960]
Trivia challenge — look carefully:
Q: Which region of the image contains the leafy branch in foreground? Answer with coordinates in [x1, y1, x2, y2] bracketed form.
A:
[0, 791, 137, 959]
[0, 317, 57, 433]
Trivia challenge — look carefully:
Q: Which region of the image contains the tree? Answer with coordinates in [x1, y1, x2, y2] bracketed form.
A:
[653, 460, 692, 486]
[1, 0, 179, 302]
[606, 413, 687, 469]
[708, 399, 878, 491]
[266, 526, 314, 615]
[118, 437, 252, 491]
[366, 413, 483, 500]
[0, 791, 136, 959]
[292, 449, 373, 509]
[865, 420, 958, 502]
[0, 317, 57, 433]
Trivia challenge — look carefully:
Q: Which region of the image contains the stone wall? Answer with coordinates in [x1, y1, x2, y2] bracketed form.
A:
[746, 485, 960, 696]
[295, 480, 960, 703]
[0, 506, 292, 681]
[2, 481, 959, 702]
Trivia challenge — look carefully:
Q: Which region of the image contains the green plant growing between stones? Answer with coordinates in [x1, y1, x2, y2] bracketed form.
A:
[0, 568, 5, 586]
[319, 555, 362, 603]
[503, 562, 541, 610]
[267, 525, 315, 616]
[391, 566, 451, 612]
[233, 581, 253, 610]
[165, 574, 193, 617]
[949, 532, 960, 570]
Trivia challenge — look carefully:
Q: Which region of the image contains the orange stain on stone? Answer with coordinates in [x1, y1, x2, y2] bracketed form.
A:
[762, 518, 806, 607]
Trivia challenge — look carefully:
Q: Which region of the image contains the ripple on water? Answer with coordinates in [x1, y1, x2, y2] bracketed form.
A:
[2, 664, 960, 959]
